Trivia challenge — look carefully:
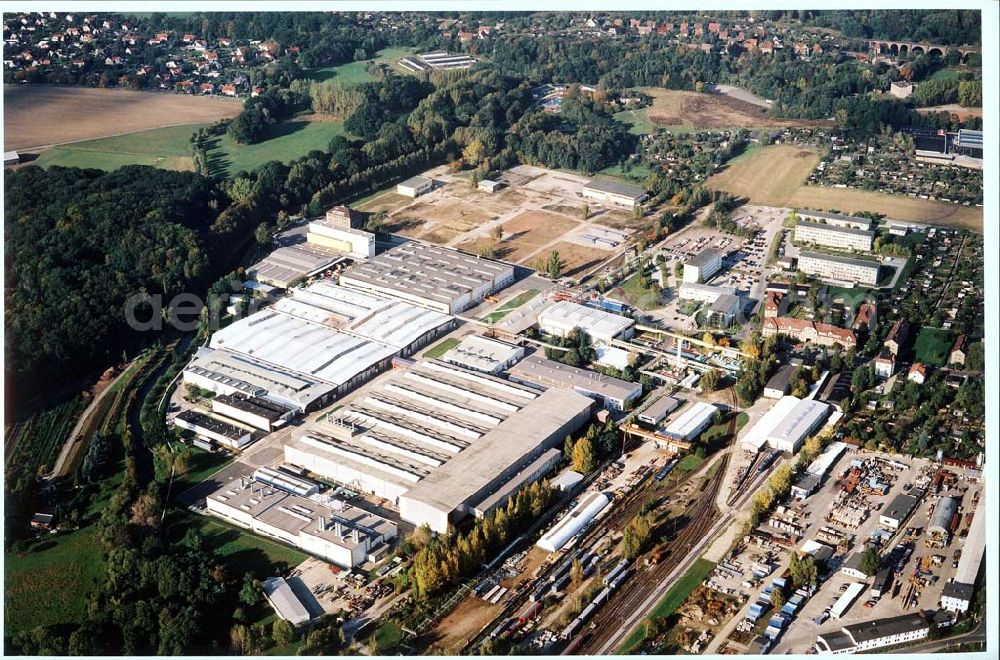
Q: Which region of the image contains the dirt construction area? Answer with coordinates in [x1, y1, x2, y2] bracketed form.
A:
[708, 144, 983, 230]
[642, 88, 832, 131]
[4, 85, 242, 151]
[360, 164, 657, 279]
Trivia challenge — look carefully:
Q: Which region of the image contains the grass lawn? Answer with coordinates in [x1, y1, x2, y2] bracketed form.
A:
[34, 123, 208, 172]
[4, 527, 104, 636]
[307, 47, 416, 84]
[617, 271, 663, 311]
[372, 621, 403, 653]
[929, 68, 961, 80]
[422, 337, 461, 360]
[600, 160, 655, 182]
[914, 327, 955, 366]
[173, 446, 234, 491]
[613, 108, 657, 136]
[673, 453, 704, 475]
[482, 288, 541, 323]
[617, 558, 717, 653]
[170, 511, 308, 578]
[205, 119, 349, 177]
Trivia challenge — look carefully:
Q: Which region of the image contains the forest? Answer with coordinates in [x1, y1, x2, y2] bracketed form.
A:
[3, 167, 233, 408]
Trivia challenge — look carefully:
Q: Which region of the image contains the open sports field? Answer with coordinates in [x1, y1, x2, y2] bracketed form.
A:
[33, 123, 208, 171]
[4, 85, 240, 151]
[204, 118, 349, 177]
[616, 87, 832, 135]
[708, 144, 983, 229]
[306, 47, 416, 84]
[4, 527, 104, 636]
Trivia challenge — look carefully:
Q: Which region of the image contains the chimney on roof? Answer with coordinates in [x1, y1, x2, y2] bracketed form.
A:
[352, 529, 361, 543]
[318, 515, 325, 532]
[335, 521, 343, 536]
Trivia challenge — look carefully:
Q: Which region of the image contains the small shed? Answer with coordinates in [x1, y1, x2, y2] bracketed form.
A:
[478, 179, 503, 193]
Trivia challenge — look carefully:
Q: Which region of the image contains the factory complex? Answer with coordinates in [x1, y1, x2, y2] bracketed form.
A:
[284, 358, 594, 532]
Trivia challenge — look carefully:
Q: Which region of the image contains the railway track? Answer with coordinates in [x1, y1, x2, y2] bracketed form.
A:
[575, 450, 730, 654]
[575, 388, 740, 654]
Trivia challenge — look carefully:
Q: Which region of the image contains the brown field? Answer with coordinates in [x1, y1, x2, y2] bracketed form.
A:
[643, 87, 832, 130]
[549, 241, 616, 277]
[916, 104, 982, 121]
[592, 208, 656, 231]
[426, 547, 548, 654]
[493, 210, 579, 262]
[415, 199, 497, 244]
[708, 144, 982, 230]
[4, 85, 242, 151]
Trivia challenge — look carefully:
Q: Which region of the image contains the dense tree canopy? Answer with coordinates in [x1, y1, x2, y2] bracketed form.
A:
[4, 166, 230, 405]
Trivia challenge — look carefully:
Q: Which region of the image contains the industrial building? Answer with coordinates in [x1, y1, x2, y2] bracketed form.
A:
[283, 358, 594, 533]
[764, 365, 796, 399]
[537, 300, 635, 344]
[678, 282, 736, 304]
[841, 553, 874, 580]
[708, 293, 740, 327]
[662, 401, 718, 442]
[795, 210, 873, 231]
[797, 251, 880, 286]
[795, 221, 875, 252]
[927, 496, 959, 537]
[183, 347, 338, 413]
[183, 281, 453, 413]
[247, 243, 346, 289]
[339, 242, 516, 314]
[440, 334, 525, 374]
[815, 614, 929, 655]
[879, 492, 921, 530]
[506, 353, 642, 411]
[398, 52, 478, 72]
[173, 409, 255, 449]
[941, 499, 984, 613]
[537, 491, 610, 552]
[211, 394, 295, 432]
[683, 248, 724, 283]
[205, 478, 397, 568]
[263, 577, 312, 626]
[396, 175, 434, 197]
[636, 395, 682, 427]
[270, 281, 454, 354]
[741, 396, 831, 454]
[306, 215, 375, 260]
[580, 178, 647, 208]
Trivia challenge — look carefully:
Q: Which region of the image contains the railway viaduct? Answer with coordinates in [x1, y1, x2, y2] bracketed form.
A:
[870, 40, 980, 62]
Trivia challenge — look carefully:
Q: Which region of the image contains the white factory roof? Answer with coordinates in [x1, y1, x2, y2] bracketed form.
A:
[537, 491, 610, 552]
[679, 282, 737, 298]
[595, 345, 631, 370]
[273, 282, 453, 350]
[538, 300, 635, 339]
[769, 399, 830, 449]
[662, 401, 718, 439]
[954, 502, 984, 585]
[806, 441, 848, 477]
[741, 396, 802, 451]
[263, 577, 311, 626]
[441, 335, 524, 373]
[185, 347, 336, 410]
[549, 469, 585, 491]
[209, 310, 397, 387]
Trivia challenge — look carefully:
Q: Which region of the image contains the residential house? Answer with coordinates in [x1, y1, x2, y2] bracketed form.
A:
[908, 363, 928, 385]
[948, 334, 967, 366]
[884, 318, 910, 356]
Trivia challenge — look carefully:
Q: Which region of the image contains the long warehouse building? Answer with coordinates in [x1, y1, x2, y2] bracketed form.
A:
[284, 358, 594, 532]
[537, 300, 635, 343]
[182, 282, 453, 412]
[338, 242, 516, 314]
[741, 396, 831, 454]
